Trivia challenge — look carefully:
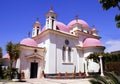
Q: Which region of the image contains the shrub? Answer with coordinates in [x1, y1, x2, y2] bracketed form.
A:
[105, 62, 120, 75]
[89, 72, 120, 84]
[3, 67, 11, 80]
[0, 64, 3, 79]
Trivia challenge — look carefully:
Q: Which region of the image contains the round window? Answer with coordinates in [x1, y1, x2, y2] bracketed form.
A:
[65, 39, 69, 45]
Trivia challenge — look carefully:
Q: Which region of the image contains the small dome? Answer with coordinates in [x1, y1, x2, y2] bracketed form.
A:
[33, 20, 41, 28]
[20, 38, 37, 47]
[92, 28, 96, 31]
[42, 21, 70, 32]
[83, 38, 102, 47]
[92, 28, 97, 32]
[68, 19, 89, 29]
[3, 53, 10, 59]
[49, 9, 54, 13]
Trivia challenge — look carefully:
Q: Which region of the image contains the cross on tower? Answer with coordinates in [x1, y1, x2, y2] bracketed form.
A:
[50, 6, 53, 10]
[36, 18, 39, 21]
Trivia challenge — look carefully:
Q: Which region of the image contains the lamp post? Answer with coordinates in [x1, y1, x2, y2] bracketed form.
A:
[99, 56, 104, 76]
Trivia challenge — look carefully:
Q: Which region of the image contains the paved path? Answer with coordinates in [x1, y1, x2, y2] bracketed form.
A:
[0, 78, 91, 84]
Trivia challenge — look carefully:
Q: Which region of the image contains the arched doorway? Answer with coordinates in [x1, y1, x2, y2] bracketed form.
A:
[30, 62, 38, 78]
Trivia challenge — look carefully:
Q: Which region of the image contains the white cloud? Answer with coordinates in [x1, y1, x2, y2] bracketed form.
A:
[105, 40, 120, 52]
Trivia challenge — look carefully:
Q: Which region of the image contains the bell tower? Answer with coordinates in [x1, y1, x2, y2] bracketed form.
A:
[45, 6, 57, 30]
[92, 25, 98, 36]
[32, 18, 41, 37]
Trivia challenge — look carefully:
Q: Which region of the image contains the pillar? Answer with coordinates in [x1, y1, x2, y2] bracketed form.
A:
[65, 47, 68, 63]
[99, 56, 104, 76]
[85, 57, 89, 76]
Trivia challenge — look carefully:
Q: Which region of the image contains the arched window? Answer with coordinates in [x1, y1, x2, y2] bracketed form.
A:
[68, 47, 71, 62]
[62, 46, 66, 62]
[52, 19, 54, 29]
[32, 29, 35, 36]
[37, 29, 39, 35]
[56, 26, 59, 30]
[51, 16, 55, 19]
[47, 20, 49, 24]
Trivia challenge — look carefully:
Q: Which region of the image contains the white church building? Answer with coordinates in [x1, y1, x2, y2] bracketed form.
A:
[4, 8, 105, 79]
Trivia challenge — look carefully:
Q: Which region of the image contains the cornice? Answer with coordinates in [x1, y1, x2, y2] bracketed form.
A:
[33, 29, 79, 40]
[74, 30, 101, 39]
[76, 45, 105, 51]
[83, 46, 105, 50]
[20, 44, 46, 52]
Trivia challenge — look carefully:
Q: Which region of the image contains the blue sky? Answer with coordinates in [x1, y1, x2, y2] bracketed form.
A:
[0, 0, 120, 55]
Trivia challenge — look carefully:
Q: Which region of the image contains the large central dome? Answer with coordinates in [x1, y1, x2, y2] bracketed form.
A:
[56, 21, 69, 32]
[68, 19, 89, 29]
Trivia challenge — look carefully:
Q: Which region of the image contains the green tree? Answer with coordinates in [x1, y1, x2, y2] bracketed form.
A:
[99, 0, 120, 28]
[6, 41, 20, 79]
[0, 47, 2, 58]
[87, 52, 104, 63]
[88, 52, 120, 75]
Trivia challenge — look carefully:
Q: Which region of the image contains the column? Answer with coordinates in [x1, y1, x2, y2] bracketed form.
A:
[99, 56, 104, 76]
[85, 57, 89, 76]
[65, 47, 68, 63]
[49, 17, 52, 29]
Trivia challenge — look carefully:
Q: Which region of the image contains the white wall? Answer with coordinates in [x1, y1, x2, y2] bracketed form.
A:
[17, 47, 45, 79]
[37, 31, 105, 74]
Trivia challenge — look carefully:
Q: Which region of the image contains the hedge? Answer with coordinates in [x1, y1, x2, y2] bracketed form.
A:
[105, 62, 120, 75]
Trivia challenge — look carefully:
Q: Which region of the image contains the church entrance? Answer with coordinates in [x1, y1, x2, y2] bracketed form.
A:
[30, 62, 38, 78]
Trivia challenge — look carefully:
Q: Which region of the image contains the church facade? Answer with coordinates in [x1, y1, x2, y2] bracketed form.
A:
[14, 8, 105, 79]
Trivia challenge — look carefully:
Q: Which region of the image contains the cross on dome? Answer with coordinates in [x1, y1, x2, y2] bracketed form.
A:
[75, 14, 79, 20]
[75, 14, 79, 22]
[92, 25, 95, 28]
[28, 32, 30, 37]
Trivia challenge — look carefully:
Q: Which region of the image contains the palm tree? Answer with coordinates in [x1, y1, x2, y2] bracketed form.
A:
[0, 47, 2, 63]
[6, 41, 20, 79]
[89, 72, 120, 84]
[0, 47, 2, 59]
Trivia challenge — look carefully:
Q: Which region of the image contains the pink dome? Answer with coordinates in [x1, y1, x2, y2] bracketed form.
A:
[3, 53, 10, 59]
[20, 38, 37, 47]
[49, 9, 54, 13]
[92, 28, 97, 32]
[92, 28, 96, 31]
[68, 19, 89, 29]
[42, 21, 70, 32]
[83, 38, 102, 47]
